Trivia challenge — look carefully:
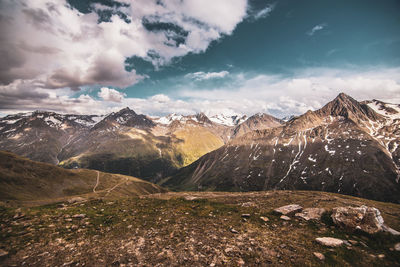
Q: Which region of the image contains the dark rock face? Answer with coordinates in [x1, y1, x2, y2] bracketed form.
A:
[91, 107, 155, 131]
[162, 94, 400, 203]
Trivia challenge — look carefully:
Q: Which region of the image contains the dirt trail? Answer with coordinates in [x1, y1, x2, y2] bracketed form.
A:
[93, 171, 100, 193]
[105, 178, 129, 196]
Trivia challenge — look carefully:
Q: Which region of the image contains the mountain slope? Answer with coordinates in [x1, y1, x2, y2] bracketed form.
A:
[0, 108, 282, 182]
[161, 93, 400, 203]
[58, 115, 225, 182]
[230, 113, 283, 139]
[0, 151, 166, 204]
[0, 111, 103, 164]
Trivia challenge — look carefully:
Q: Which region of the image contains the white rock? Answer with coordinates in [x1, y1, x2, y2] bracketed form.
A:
[313, 252, 325, 260]
[295, 208, 326, 221]
[315, 237, 344, 247]
[274, 204, 303, 215]
[331, 206, 385, 234]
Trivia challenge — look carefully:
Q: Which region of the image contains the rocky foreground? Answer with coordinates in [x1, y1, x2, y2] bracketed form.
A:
[1, 191, 400, 266]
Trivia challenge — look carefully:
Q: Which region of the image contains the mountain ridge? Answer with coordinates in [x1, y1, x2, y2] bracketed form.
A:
[161, 93, 400, 203]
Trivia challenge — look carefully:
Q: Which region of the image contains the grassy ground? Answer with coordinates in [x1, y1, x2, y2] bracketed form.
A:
[1, 190, 399, 266]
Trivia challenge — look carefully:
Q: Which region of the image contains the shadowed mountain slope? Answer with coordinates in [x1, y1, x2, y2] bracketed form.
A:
[161, 93, 400, 203]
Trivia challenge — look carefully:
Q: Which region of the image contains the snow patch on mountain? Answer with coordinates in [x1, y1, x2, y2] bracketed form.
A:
[153, 114, 195, 125]
[209, 114, 247, 126]
[367, 100, 400, 120]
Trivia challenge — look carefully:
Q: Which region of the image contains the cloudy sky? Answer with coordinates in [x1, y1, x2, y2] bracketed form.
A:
[0, 0, 399, 118]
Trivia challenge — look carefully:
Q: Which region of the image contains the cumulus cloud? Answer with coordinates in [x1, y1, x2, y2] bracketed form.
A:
[0, 0, 248, 91]
[307, 23, 327, 36]
[186, 71, 229, 81]
[98, 87, 126, 102]
[178, 67, 400, 117]
[2, 68, 399, 119]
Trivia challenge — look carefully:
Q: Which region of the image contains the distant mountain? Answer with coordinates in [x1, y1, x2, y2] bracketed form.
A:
[0, 111, 103, 164]
[209, 114, 248, 127]
[230, 113, 283, 139]
[161, 93, 400, 203]
[0, 151, 165, 204]
[282, 115, 295, 122]
[0, 108, 283, 182]
[92, 107, 155, 131]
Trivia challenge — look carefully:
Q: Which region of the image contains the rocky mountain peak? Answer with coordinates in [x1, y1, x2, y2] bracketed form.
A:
[195, 112, 212, 124]
[317, 93, 381, 122]
[93, 107, 154, 130]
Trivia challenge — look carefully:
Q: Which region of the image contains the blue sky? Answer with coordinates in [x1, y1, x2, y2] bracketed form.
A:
[0, 0, 399, 117]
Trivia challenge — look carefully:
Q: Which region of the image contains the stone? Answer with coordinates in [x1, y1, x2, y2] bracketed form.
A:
[274, 204, 303, 216]
[313, 252, 325, 260]
[377, 254, 385, 259]
[260, 216, 269, 222]
[72, 214, 86, 219]
[224, 248, 233, 253]
[237, 258, 245, 265]
[382, 225, 400, 235]
[315, 237, 344, 247]
[331, 206, 385, 234]
[0, 249, 8, 257]
[241, 214, 251, 218]
[280, 215, 291, 221]
[241, 202, 256, 207]
[394, 243, 400, 251]
[295, 208, 326, 221]
[348, 240, 358, 245]
[67, 197, 86, 204]
[230, 228, 239, 234]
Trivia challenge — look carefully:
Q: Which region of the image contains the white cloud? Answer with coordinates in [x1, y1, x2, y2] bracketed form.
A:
[186, 71, 229, 81]
[251, 4, 275, 20]
[98, 87, 126, 102]
[307, 23, 327, 36]
[149, 94, 171, 103]
[0, 0, 248, 91]
[2, 68, 399, 119]
[178, 67, 400, 117]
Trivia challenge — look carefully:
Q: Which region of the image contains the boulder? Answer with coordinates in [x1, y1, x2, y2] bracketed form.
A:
[280, 215, 291, 221]
[295, 208, 326, 221]
[331, 206, 385, 234]
[274, 204, 303, 216]
[313, 252, 325, 260]
[315, 237, 344, 247]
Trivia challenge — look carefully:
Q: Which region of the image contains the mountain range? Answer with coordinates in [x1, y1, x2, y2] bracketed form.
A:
[161, 93, 400, 203]
[1, 93, 399, 203]
[0, 107, 281, 182]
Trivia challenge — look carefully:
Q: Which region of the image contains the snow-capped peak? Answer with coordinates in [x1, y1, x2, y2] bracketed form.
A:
[153, 114, 191, 125]
[209, 114, 247, 126]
